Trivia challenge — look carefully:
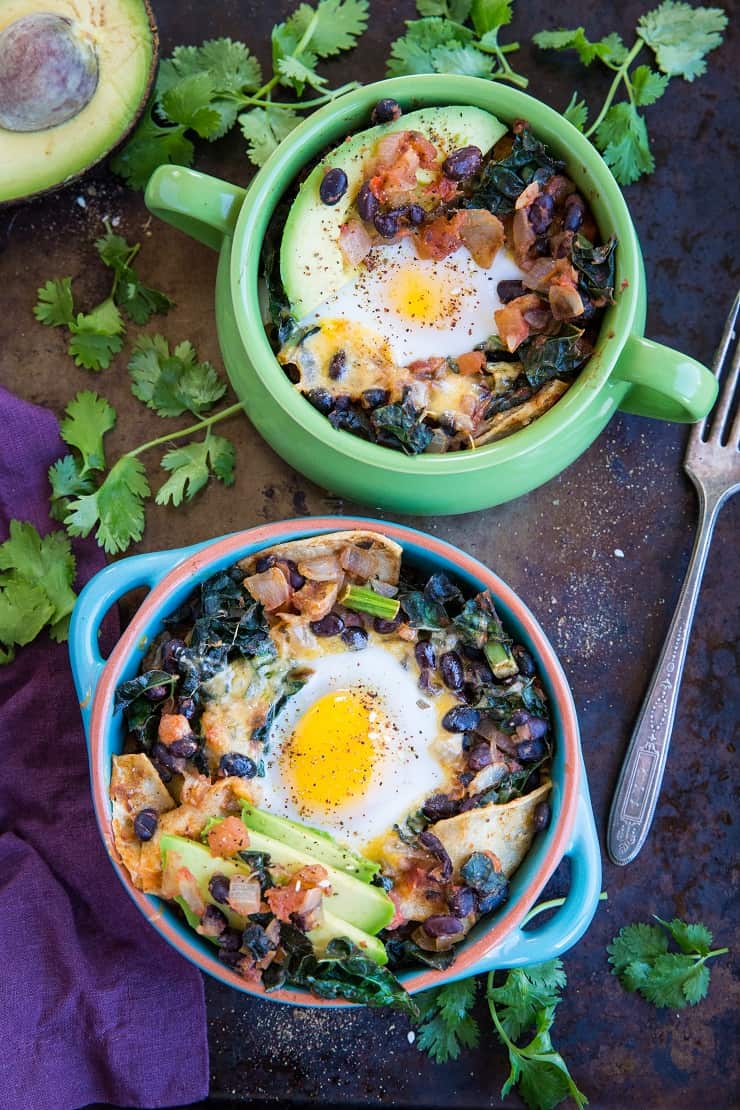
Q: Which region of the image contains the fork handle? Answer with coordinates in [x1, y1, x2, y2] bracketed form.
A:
[607, 491, 723, 865]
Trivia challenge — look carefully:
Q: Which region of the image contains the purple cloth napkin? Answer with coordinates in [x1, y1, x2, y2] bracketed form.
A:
[0, 386, 209, 1110]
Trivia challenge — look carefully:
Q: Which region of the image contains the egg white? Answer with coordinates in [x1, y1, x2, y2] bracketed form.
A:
[299, 236, 527, 366]
[263, 645, 447, 851]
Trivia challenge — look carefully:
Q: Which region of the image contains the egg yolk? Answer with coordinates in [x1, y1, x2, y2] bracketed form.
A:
[387, 267, 461, 326]
[282, 688, 385, 815]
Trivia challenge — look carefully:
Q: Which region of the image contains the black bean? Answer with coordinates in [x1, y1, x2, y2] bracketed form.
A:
[442, 145, 483, 180]
[563, 193, 585, 232]
[361, 388, 390, 410]
[468, 742, 492, 772]
[319, 167, 348, 205]
[478, 885, 509, 914]
[448, 886, 477, 918]
[407, 204, 425, 226]
[328, 350, 346, 380]
[440, 651, 464, 692]
[282, 559, 305, 591]
[161, 637, 185, 674]
[517, 737, 546, 762]
[217, 947, 243, 968]
[133, 807, 158, 841]
[332, 393, 352, 410]
[418, 666, 441, 694]
[255, 554, 277, 572]
[144, 683, 168, 702]
[374, 616, 401, 634]
[509, 709, 530, 727]
[528, 193, 554, 234]
[374, 211, 400, 238]
[461, 732, 474, 752]
[418, 830, 453, 881]
[513, 645, 535, 676]
[415, 640, 436, 670]
[421, 792, 459, 821]
[442, 706, 480, 733]
[305, 388, 333, 414]
[208, 874, 231, 904]
[524, 716, 548, 740]
[152, 759, 172, 784]
[177, 696, 196, 719]
[371, 97, 402, 124]
[423, 915, 464, 938]
[356, 181, 378, 222]
[199, 904, 228, 937]
[169, 734, 198, 759]
[218, 927, 243, 951]
[341, 626, 368, 651]
[535, 235, 550, 256]
[534, 801, 551, 831]
[497, 279, 526, 303]
[219, 752, 258, 778]
[283, 362, 301, 384]
[151, 741, 183, 773]
[311, 613, 345, 637]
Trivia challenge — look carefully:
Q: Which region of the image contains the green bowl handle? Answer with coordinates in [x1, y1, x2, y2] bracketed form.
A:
[144, 165, 247, 251]
[613, 334, 718, 422]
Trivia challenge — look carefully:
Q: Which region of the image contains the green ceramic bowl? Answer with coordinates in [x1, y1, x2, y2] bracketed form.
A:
[145, 75, 717, 515]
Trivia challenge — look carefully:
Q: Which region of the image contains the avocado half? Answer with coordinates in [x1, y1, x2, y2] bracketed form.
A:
[0, 0, 157, 205]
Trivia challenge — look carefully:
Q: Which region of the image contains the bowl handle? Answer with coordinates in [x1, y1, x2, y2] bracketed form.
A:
[68, 546, 200, 736]
[613, 334, 718, 422]
[144, 165, 247, 251]
[465, 772, 602, 975]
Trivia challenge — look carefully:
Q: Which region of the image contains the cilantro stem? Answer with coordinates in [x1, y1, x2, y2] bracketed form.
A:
[522, 890, 607, 926]
[584, 38, 643, 138]
[126, 402, 245, 459]
[238, 81, 361, 110]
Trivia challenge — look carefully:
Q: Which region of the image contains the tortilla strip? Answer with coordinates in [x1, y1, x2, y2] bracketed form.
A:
[474, 380, 569, 446]
[432, 781, 552, 878]
[238, 529, 402, 587]
[110, 754, 176, 891]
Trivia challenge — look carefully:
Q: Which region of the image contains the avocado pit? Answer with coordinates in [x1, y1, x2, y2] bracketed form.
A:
[0, 12, 99, 132]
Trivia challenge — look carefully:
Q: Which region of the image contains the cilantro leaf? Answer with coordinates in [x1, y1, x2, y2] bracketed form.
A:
[416, 979, 480, 1063]
[59, 391, 116, 476]
[471, 0, 512, 34]
[67, 299, 125, 371]
[563, 92, 588, 131]
[0, 521, 78, 658]
[65, 455, 150, 555]
[128, 335, 227, 418]
[488, 960, 566, 1041]
[502, 1009, 588, 1110]
[631, 64, 670, 106]
[640, 953, 709, 1008]
[155, 434, 235, 507]
[157, 38, 263, 139]
[280, 0, 369, 59]
[533, 27, 626, 65]
[34, 278, 75, 327]
[109, 103, 195, 190]
[638, 1, 727, 80]
[418, 0, 472, 18]
[432, 42, 492, 77]
[160, 74, 223, 139]
[386, 18, 473, 76]
[594, 102, 654, 185]
[607, 922, 668, 975]
[96, 224, 174, 326]
[48, 455, 95, 523]
[239, 106, 302, 167]
[276, 55, 328, 94]
[655, 917, 713, 956]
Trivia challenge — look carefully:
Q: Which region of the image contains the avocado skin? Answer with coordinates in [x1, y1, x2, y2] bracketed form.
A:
[0, 0, 158, 207]
[160, 833, 388, 965]
[241, 803, 380, 882]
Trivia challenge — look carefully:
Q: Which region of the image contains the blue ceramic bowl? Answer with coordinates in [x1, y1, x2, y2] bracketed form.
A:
[69, 517, 601, 1004]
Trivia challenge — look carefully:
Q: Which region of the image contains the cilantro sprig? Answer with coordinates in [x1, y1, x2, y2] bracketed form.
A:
[51, 358, 242, 553]
[416, 978, 481, 1062]
[33, 224, 172, 371]
[112, 0, 369, 187]
[387, 0, 527, 87]
[608, 915, 728, 1008]
[0, 522, 78, 662]
[534, 1, 728, 184]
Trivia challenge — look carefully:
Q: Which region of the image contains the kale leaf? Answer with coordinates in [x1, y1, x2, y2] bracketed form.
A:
[370, 398, 433, 454]
[517, 327, 589, 389]
[114, 669, 175, 711]
[466, 128, 565, 215]
[385, 936, 457, 971]
[572, 234, 617, 302]
[286, 936, 419, 1015]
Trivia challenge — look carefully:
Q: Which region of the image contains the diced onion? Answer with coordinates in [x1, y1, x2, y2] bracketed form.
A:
[244, 566, 291, 611]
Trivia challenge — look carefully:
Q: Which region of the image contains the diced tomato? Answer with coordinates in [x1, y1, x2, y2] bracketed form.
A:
[494, 294, 544, 352]
[414, 211, 465, 261]
[456, 351, 487, 376]
[157, 714, 191, 746]
[207, 816, 250, 858]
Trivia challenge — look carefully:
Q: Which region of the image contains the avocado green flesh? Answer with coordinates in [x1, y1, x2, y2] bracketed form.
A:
[241, 803, 380, 882]
[280, 106, 508, 319]
[0, 0, 155, 204]
[160, 833, 390, 964]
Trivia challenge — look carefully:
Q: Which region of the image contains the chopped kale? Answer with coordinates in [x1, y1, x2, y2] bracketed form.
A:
[385, 936, 456, 971]
[114, 668, 175, 711]
[461, 852, 510, 912]
[251, 670, 306, 747]
[454, 592, 510, 651]
[121, 693, 161, 748]
[237, 850, 274, 889]
[399, 591, 449, 630]
[466, 128, 565, 216]
[242, 922, 277, 961]
[424, 573, 463, 608]
[286, 937, 418, 1016]
[572, 234, 617, 303]
[370, 398, 433, 455]
[262, 210, 296, 346]
[518, 326, 589, 389]
[393, 810, 429, 845]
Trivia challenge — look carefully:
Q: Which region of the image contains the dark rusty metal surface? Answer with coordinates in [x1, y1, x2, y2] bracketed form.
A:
[1, 2, 738, 1107]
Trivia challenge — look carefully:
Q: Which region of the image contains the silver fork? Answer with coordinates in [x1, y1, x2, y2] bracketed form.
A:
[607, 292, 740, 866]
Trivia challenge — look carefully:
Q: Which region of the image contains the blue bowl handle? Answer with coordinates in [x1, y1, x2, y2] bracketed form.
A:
[465, 769, 602, 974]
[69, 545, 202, 736]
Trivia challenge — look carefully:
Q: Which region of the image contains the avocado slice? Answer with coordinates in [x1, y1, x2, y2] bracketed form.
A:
[280, 106, 508, 318]
[241, 803, 380, 882]
[160, 834, 387, 965]
[0, 0, 157, 205]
